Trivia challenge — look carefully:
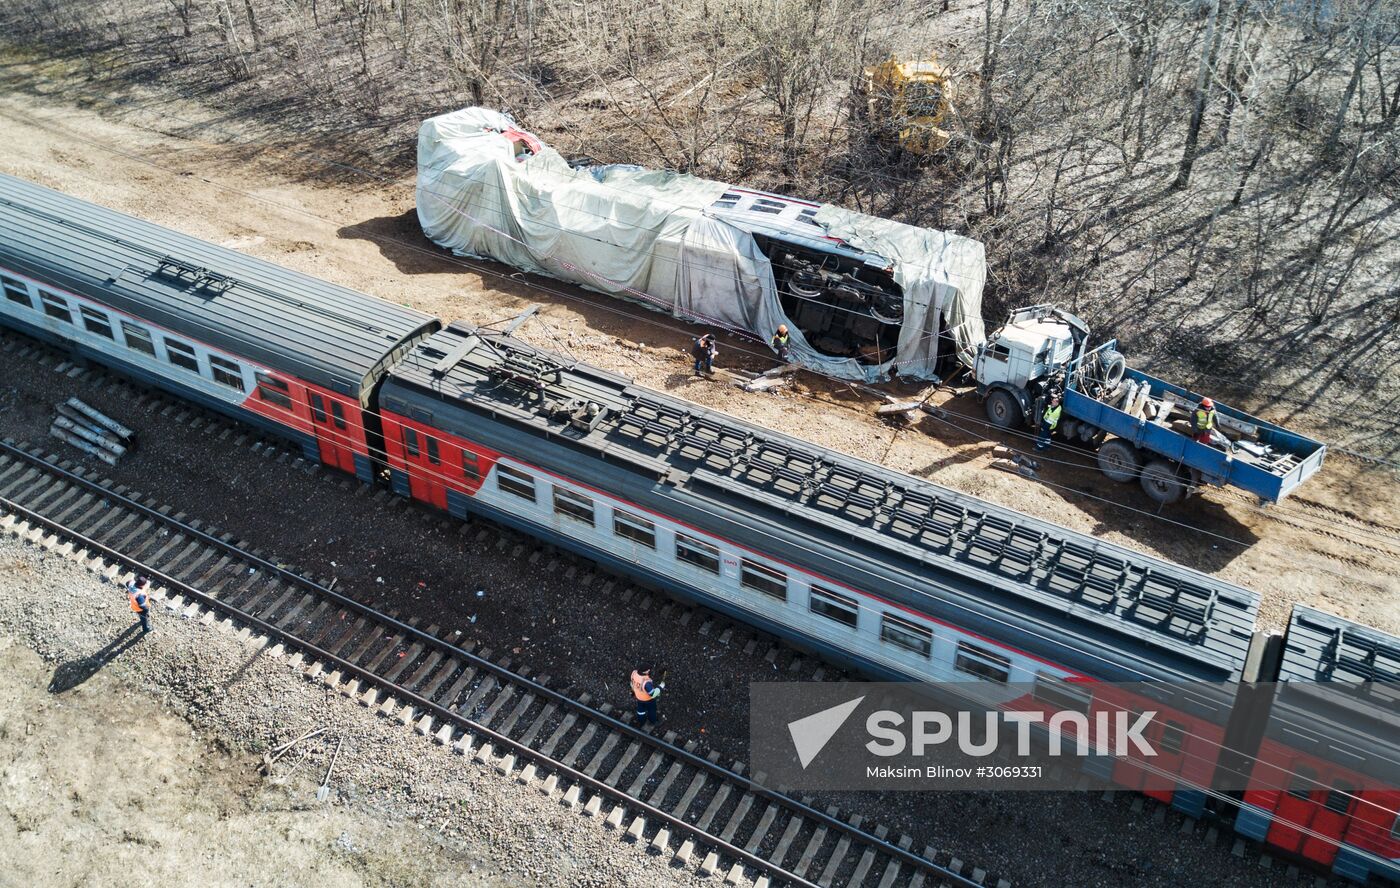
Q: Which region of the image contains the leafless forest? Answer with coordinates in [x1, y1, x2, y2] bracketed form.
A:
[3, 0, 1398, 442]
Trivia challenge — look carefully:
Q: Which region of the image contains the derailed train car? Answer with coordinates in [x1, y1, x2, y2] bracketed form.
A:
[414, 107, 986, 383]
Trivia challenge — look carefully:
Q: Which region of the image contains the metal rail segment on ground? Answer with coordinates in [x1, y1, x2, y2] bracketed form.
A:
[0, 437, 995, 888]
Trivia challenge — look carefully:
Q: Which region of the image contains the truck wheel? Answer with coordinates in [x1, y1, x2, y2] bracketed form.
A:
[985, 390, 1023, 429]
[1098, 439, 1141, 483]
[1139, 459, 1185, 505]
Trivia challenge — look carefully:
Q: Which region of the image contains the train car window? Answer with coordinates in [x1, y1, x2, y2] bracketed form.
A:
[496, 465, 536, 501]
[164, 338, 200, 372]
[797, 208, 820, 226]
[713, 193, 741, 210]
[309, 393, 328, 423]
[1160, 721, 1187, 756]
[554, 488, 595, 526]
[1391, 813, 1400, 840]
[810, 585, 859, 627]
[880, 615, 932, 657]
[424, 434, 440, 465]
[752, 198, 786, 214]
[254, 372, 292, 409]
[330, 400, 348, 430]
[460, 449, 480, 481]
[79, 306, 115, 340]
[1288, 764, 1319, 800]
[39, 291, 73, 324]
[955, 641, 1012, 683]
[675, 534, 719, 574]
[1324, 780, 1356, 815]
[208, 356, 245, 392]
[613, 510, 656, 549]
[121, 322, 157, 357]
[402, 427, 420, 457]
[1032, 675, 1091, 715]
[741, 559, 787, 601]
[1, 275, 31, 307]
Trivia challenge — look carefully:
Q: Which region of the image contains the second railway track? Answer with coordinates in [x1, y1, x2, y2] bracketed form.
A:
[0, 437, 1003, 888]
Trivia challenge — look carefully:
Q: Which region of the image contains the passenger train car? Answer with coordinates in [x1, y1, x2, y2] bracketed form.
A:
[0, 177, 439, 481]
[1236, 607, 1400, 884]
[0, 174, 1395, 883]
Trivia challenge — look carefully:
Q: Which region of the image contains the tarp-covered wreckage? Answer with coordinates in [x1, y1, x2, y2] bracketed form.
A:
[416, 107, 986, 382]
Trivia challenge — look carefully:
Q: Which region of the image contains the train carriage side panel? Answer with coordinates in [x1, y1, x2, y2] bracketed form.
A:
[380, 323, 1262, 814]
[1239, 607, 1400, 883]
[0, 175, 439, 480]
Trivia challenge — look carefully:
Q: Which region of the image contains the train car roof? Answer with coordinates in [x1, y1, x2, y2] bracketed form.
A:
[385, 322, 1262, 682]
[0, 175, 438, 399]
[1266, 607, 1400, 783]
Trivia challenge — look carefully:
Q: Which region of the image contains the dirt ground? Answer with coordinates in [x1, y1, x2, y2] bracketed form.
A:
[0, 632, 503, 888]
[0, 74, 1395, 637]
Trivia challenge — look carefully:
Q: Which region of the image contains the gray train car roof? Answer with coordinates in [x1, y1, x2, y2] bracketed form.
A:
[384, 323, 1262, 682]
[0, 175, 438, 399]
[1267, 607, 1400, 782]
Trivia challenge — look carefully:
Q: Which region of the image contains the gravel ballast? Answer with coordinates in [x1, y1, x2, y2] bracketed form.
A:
[0, 532, 710, 888]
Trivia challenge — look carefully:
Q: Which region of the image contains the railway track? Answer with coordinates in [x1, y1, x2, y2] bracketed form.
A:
[0, 437, 1003, 888]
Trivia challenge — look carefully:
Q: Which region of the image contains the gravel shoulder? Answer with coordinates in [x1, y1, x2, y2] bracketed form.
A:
[0, 535, 707, 888]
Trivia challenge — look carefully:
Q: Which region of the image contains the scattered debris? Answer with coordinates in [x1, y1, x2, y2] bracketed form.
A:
[737, 365, 796, 393]
[990, 446, 1040, 479]
[49, 397, 135, 465]
[874, 383, 941, 427]
[261, 726, 326, 773]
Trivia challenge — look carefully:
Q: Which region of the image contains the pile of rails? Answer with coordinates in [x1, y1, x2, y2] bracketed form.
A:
[49, 397, 135, 465]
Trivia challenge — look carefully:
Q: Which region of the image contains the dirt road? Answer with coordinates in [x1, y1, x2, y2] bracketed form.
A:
[0, 73, 1394, 635]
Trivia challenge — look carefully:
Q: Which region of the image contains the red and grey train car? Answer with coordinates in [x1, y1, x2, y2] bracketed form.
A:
[2, 175, 1396, 883]
[1235, 607, 1400, 883]
[377, 321, 1262, 819]
[0, 175, 438, 481]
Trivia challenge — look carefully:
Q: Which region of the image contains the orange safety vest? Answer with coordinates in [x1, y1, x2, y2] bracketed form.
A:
[630, 670, 656, 702]
[129, 590, 146, 613]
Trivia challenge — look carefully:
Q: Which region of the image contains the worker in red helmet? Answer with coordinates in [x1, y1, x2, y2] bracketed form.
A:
[1192, 398, 1219, 445]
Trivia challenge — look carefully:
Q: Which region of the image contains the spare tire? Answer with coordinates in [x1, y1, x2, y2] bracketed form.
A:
[1097, 349, 1126, 388]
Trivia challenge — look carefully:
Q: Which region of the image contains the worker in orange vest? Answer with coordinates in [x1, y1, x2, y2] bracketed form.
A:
[127, 575, 152, 634]
[630, 665, 664, 725]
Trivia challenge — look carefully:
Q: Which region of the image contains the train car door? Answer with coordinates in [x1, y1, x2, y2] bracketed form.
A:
[399, 426, 448, 510]
[308, 392, 356, 474]
[1267, 764, 1322, 855]
[1297, 779, 1356, 866]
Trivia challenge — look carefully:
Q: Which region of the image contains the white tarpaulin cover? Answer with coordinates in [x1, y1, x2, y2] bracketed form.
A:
[416, 107, 986, 381]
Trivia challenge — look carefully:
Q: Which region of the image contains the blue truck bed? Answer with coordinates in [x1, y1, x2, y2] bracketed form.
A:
[1064, 367, 1326, 503]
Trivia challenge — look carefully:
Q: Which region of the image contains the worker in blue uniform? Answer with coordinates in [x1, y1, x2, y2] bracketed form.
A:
[692, 333, 717, 376]
[1037, 396, 1062, 451]
[630, 665, 664, 725]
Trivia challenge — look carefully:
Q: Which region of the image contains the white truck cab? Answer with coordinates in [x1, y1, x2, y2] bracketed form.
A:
[974, 305, 1100, 429]
[974, 318, 1076, 390]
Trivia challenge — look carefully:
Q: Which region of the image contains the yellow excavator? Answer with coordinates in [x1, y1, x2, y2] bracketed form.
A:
[856, 56, 956, 155]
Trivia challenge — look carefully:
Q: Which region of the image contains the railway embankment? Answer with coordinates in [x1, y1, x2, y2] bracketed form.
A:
[0, 532, 707, 888]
